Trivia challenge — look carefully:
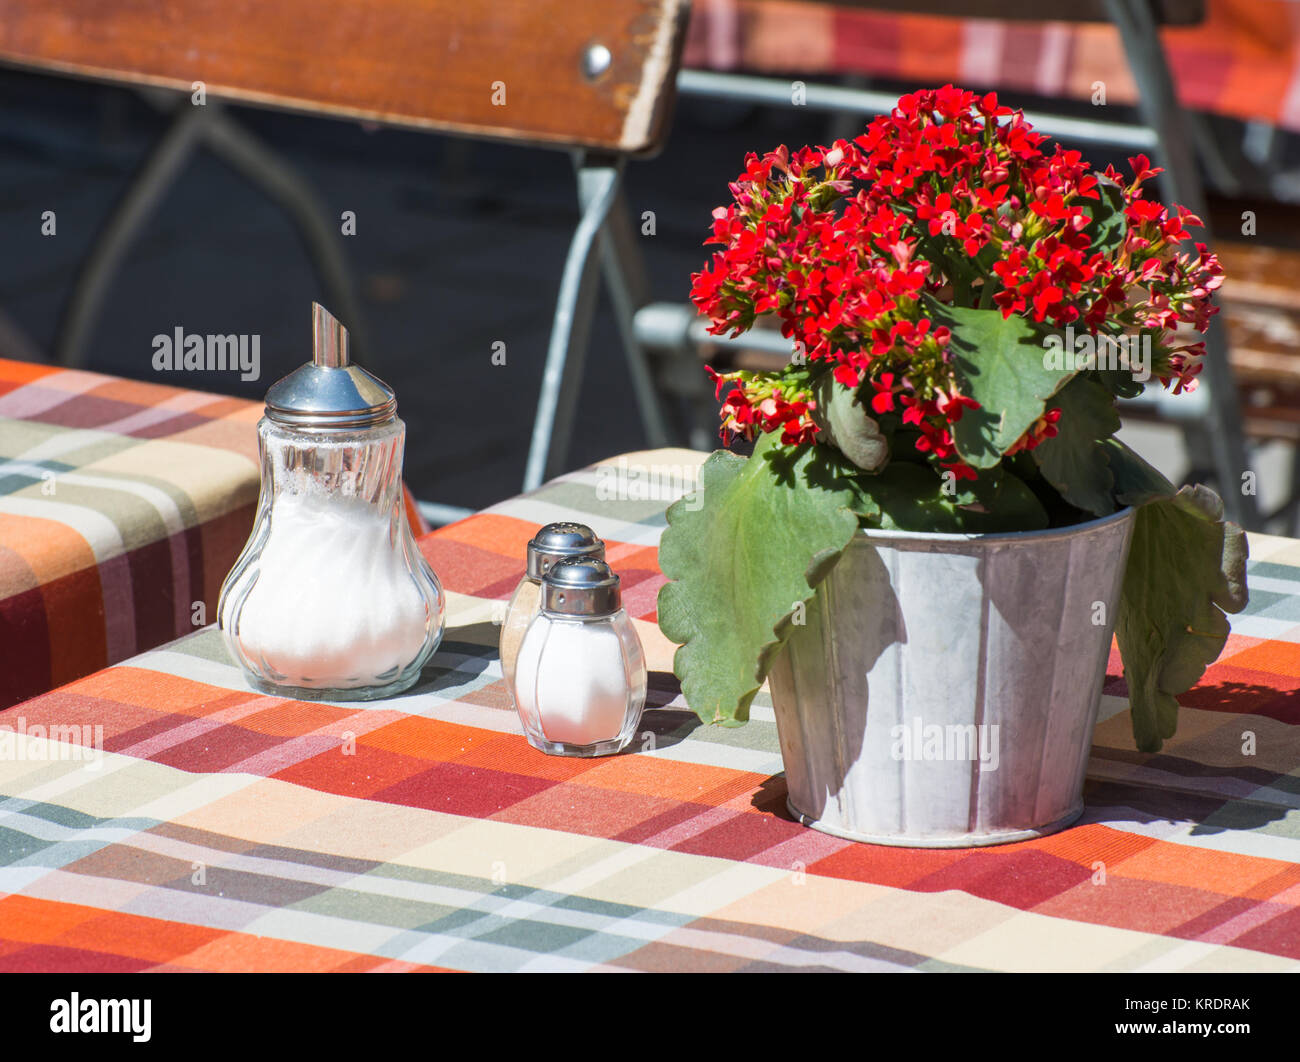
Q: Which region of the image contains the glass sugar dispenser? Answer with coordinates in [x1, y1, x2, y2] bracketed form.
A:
[218, 303, 444, 700]
[499, 522, 605, 690]
[510, 558, 646, 757]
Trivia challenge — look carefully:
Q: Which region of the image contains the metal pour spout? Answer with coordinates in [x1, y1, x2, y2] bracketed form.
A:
[312, 302, 350, 368]
[263, 301, 396, 429]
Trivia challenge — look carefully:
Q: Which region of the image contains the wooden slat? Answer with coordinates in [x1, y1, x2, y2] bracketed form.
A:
[1225, 311, 1300, 383]
[1216, 243, 1300, 311]
[1211, 241, 1300, 439]
[0, 0, 690, 154]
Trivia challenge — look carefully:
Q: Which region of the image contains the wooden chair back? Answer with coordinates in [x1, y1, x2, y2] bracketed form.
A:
[0, 0, 690, 154]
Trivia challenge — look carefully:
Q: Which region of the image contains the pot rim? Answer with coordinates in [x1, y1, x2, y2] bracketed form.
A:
[857, 503, 1134, 547]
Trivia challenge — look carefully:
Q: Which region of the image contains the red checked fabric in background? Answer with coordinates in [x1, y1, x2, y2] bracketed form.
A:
[0, 449, 1296, 972]
[684, 0, 1300, 133]
[0, 359, 428, 710]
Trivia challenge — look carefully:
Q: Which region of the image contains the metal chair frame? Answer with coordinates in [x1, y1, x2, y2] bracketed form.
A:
[34, 0, 1265, 530]
[39, 100, 677, 527]
[55, 93, 367, 372]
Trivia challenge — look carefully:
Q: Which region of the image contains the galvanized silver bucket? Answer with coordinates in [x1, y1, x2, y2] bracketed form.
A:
[766, 507, 1135, 847]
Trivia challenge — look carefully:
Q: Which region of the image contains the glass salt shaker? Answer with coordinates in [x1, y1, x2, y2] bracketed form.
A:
[500, 522, 605, 690]
[217, 303, 444, 700]
[511, 558, 646, 757]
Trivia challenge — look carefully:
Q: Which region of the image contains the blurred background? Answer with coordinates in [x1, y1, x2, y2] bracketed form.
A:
[3, 0, 1300, 525]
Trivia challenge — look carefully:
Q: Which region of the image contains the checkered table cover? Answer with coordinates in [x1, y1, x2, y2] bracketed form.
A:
[685, 0, 1300, 134]
[0, 358, 427, 710]
[1, 447, 1297, 972]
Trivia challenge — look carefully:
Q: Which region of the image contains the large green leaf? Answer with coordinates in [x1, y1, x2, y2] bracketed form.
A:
[925, 295, 1076, 468]
[855, 461, 1047, 532]
[657, 432, 861, 726]
[1102, 437, 1177, 506]
[1032, 374, 1121, 517]
[1111, 473, 1248, 752]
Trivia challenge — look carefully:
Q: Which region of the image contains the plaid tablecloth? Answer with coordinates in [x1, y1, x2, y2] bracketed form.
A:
[0, 360, 262, 710]
[0, 359, 428, 711]
[1, 447, 1297, 972]
[685, 0, 1300, 133]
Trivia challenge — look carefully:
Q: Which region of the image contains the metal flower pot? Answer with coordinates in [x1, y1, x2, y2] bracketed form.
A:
[766, 507, 1135, 847]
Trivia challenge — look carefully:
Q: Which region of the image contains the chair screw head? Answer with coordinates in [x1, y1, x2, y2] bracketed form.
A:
[582, 43, 612, 81]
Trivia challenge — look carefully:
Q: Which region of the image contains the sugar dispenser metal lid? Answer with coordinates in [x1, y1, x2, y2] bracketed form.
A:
[542, 558, 621, 617]
[526, 523, 605, 581]
[264, 303, 397, 429]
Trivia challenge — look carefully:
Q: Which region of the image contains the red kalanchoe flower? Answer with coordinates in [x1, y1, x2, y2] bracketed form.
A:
[690, 87, 1219, 474]
[870, 373, 899, 414]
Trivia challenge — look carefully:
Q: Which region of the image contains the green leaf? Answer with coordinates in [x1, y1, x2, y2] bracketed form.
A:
[1095, 365, 1146, 401]
[1102, 437, 1176, 507]
[919, 234, 978, 304]
[855, 461, 1048, 533]
[1081, 175, 1127, 257]
[1032, 375, 1121, 517]
[1101, 439, 1247, 751]
[656, 432, 861, 726]
[812, 374, 890, 472]
[925, 295, 1076, 469]
[1115, 485, 1249, 752]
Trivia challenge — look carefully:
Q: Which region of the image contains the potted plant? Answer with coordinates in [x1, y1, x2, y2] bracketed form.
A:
[657, 86, 1248, 847]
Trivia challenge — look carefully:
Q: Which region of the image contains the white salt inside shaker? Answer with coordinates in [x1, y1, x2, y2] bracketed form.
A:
[511, 558, 646, 757]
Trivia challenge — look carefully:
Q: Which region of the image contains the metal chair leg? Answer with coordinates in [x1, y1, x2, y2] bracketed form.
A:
[631, 301, 716, 449]
[522, 153, 623, 492]
[1259, 442, 1300, 536]
[0, 307, 47, 364]
[59, 91, 369, 369]
[599, 190, 673, 449]
[1285, 445, 1300, 537]
[199, 109, 370, 362]
[1107, 0, 1260, 529]
[55, 103, 209, 367]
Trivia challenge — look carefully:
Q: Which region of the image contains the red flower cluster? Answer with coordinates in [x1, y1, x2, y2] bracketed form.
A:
[707, 366, 818, 446]
[692, 86, 1222, 473]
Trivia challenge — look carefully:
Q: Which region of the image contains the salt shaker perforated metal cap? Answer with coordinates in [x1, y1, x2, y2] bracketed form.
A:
[264, 303, 397, 429]
[542, 558, 621, 616]
[527, 522, 605, 580]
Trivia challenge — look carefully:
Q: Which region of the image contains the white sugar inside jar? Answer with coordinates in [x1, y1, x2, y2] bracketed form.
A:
[217, 303, 444, 701]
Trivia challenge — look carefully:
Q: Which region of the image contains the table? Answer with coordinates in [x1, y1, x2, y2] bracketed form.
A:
[1, 447, 1297, 972]
[0, 358, 427, 710]
[0, 359, 262, 710]
[684, 0, 1300, 133]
